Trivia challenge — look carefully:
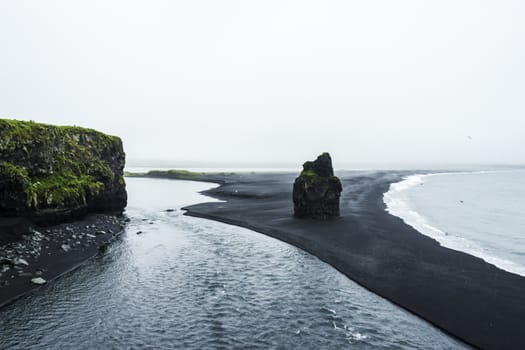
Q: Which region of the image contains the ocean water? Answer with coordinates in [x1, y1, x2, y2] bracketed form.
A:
[0, 178, 467, 349]
[384, 169, 525, 276]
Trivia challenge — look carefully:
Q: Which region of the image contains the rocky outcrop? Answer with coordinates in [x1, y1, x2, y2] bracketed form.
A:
[0, 119, 127, 227]
[293, 153, 342, 219]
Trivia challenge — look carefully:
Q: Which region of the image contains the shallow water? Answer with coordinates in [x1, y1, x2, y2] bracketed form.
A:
[0, 178, 466, 349]
[384, 169, 525, 276]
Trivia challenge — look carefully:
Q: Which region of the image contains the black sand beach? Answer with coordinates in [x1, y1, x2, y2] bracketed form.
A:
[181, 171, 525, 350]
[0, 214, 124, 309]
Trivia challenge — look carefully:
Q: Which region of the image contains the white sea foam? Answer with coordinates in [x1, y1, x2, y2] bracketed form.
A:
[384, 172, 525, 277]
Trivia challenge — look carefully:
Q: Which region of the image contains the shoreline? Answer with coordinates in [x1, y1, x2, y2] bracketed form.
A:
[0, 214, 125, 309]
[384, 171, 525, 277]
[178, 170, 525, 350]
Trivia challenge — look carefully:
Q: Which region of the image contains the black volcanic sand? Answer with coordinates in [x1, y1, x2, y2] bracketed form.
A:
[0, 214, 124, 309]
[181, 171, 525, 350]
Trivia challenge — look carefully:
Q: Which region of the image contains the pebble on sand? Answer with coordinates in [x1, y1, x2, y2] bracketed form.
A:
[15, 258, 29, 266]
[31, 277, 46, 285]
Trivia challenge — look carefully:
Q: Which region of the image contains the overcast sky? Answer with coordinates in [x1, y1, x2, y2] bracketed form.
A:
[0, 1, 524, 168]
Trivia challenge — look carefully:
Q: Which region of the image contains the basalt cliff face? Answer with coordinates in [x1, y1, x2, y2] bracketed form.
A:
[0, 119, 127, 228]
[293, 153, 342, 219]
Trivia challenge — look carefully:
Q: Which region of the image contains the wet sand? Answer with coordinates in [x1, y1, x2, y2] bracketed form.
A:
[182, 170, 525, 350]
[0, 214, 124, 309]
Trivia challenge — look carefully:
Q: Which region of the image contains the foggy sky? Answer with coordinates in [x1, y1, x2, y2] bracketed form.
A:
[1, 1, 524, 168]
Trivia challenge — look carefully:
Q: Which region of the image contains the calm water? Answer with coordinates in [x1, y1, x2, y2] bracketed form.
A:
[0, 178, 466, 349]
[385, 169, 525, 276]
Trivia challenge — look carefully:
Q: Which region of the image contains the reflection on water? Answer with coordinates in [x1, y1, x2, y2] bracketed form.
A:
[0, 178, 467, 349]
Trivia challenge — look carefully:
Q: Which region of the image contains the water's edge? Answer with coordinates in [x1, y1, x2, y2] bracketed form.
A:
[1, 178, 466, 349]
[0, 216, 123, 310]
[383, 171, 525, 276]
[182, 176, 475, 349]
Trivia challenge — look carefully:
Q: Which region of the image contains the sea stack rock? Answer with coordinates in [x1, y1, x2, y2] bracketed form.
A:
[293, 153, 342, 219]
[0, 119, 127, 226]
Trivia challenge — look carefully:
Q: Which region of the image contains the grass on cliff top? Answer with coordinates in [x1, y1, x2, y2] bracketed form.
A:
[0, 118, 123, 209]
[0, 118, 121, 143]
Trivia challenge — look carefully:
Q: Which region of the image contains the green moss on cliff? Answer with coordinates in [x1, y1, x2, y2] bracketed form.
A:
[0, 119, 126, 218]
[30, 172, 104, 207]
[300, 169, 317, 177]
[0, 162, 30, 181]
[0, 162, 32, 207]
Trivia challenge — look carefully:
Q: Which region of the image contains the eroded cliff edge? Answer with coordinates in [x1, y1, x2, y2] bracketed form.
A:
[0, 119, 127, 228]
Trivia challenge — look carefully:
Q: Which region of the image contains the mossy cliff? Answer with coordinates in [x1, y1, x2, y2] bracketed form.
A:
[293, 153, 342, 219]
[0, 119, 127, 225]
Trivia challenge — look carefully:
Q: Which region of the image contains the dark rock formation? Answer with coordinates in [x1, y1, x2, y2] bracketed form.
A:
[293, 153, 342, 219]
[0, 119, 127, 227]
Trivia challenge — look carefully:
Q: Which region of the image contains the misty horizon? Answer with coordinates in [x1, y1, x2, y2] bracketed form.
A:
[125, 158, 525, 171]
[1, 1, 525, 167]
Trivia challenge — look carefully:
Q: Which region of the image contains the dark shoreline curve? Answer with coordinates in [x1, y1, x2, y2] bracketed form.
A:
[0, 214, 124, 309]
[176, 170, 525, 350]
